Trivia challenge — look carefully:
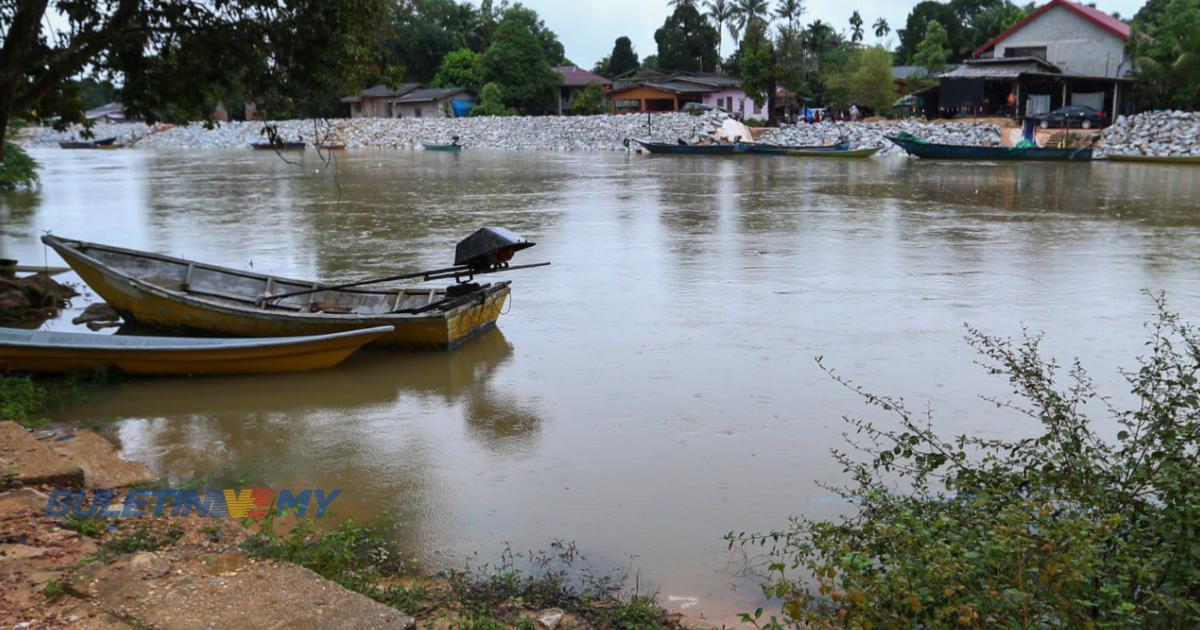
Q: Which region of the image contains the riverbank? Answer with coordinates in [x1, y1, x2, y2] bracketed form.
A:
[0, 419, 723, 629]
[19, 110, 1200, 158]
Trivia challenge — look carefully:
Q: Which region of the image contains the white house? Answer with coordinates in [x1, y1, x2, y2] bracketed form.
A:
[974, 0, 1133, 79]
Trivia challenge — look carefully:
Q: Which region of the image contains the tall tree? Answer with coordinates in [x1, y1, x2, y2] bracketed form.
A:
[705, 0, 737, 58]
[913, 21, 951, 74]
[774, 0, 805, 31]
[826, 45, 894, 113]
[607, 37, 641, 77]
[0, 0, 389, 160]
[897, 1, 963, 62]
[849, 11, 865, 43]
[655, 4, 721, 72]
[479, 9, 561, 114]
[1132, 0, 1200, 109]
[500, 4, 567, 66]
[873, 17, 891, 41]
[732, 0, 771, 43]
[739, 18, 777, 121]
[390, 0, 479, 83]
[432, 48, 483, 90]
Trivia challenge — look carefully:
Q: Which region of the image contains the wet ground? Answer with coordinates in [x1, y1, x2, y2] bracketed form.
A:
[3, 147, 1200, 621]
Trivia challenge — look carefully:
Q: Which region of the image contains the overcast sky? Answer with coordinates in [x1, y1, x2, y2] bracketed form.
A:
[468, 0, 1148, 69]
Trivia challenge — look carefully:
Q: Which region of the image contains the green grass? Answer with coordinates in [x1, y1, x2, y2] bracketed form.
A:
[42, 579, 65, 601]
[63, 514, 106, 538]
[93, 523, 183, 563]
[610, 595, 663, 630]
[0, 374, 47, 426]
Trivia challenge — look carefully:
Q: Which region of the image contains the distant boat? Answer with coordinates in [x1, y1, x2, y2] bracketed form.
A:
[1105, 154, 1200, 165]
[422, 142, 462, 152]
[59, 137, 118, 149]
[887, 136, 1093, 161]
[42, 235, 513, 350]
[0, 325, 392, 376]
[784, 147, 880, 158]
[250, 141, 306, 150]
[318, 142, 346, 151]
[636, 140, 740, 155]
[739, 141, 850, 155]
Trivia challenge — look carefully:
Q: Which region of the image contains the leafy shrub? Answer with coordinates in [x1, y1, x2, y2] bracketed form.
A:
[470, 83, 517, 117]
[568, 83, 608, 116]
[0, 374, 47, 424]
[0, 142, 39, 190]
[729, 294, 1200, 628]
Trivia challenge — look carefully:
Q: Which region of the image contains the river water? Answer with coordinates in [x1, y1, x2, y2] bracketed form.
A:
[4, 148, 1200, 620]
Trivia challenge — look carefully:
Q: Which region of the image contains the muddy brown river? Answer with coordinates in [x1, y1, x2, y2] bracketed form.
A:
[3, 147, 1200, 620]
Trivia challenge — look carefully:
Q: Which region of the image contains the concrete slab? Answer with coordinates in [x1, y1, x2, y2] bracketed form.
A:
[0, 421, 84, 488]
[48, 430, 155, 490]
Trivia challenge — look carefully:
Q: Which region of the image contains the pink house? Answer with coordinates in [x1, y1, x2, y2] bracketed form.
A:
[672, 75, 768, 121]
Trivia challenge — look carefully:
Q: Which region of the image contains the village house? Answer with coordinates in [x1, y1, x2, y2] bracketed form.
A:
[919, 0, 1133, 121]
[389, 88, 475, 118]
[553, 66, 611, 115]
[607, 74, 767, 121]
[340, 84, 422, 118]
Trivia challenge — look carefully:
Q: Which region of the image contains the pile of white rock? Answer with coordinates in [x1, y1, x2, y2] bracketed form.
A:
[1099, 110, 1200, 158]
[18, 122, 152, 147]
[756, 120, 1003, 156]
[20, 113, 732, 152]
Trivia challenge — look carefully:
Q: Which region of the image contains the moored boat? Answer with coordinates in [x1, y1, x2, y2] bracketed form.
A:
[0, 326, 392, 375]
[42, 235, 520, 350]
[635, 140, 741, 155]
[784, 147, 880, 158]
[59, 137, 118, 149]
[250, 141, 306, 150]
[1105, 154, 1200, 165]
[422, 142, 462, 152]
[738, 141, 850, 155]
[887, 136, 1093, 161]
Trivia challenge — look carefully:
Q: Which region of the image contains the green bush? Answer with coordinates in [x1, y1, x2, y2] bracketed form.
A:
[0, 374, 47, 423]
[470, 83, 517, 117]
[730, 293, 1200, 628]
[0, 142, 39, 190]
[568, 83, 608, 116]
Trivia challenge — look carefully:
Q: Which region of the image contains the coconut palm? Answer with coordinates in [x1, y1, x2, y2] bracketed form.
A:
[732, 0, 771, 41]
[667, 0, 698, 7]
[873, 17, 890, 41]
[849, 10, 864, 43]
[705, 0, 736, 58]
[773, 0, 804, 31]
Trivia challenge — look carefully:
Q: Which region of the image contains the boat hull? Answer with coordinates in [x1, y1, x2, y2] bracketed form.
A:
[250, 142, 306, 150]
[740, 142, 850, 155]
[0, 326, 392, 375]
[636, 141, 740, 155]
[422, 143, 462, 152]
[45, 237, 509, 350]
[1106, 154, 1200, 165]
[887, 137, 1093, 161]
[784, 147, 880, 158]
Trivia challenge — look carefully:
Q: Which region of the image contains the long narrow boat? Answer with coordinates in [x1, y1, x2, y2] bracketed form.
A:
[422, 142, 462, 152]
[785, 147, 880, 158]
[887, 136, 1093, 161]
[636, 140, 741, 155]
[0, 326, 392, 375]
[739, 141, 850, 155]
[249, 141, 306, 150]
[1105, 154, 1200, 165]
[59, 137, 118, 149]
[42, 236, 511, 350]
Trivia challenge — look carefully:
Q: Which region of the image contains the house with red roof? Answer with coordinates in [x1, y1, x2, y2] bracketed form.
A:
[917, 0, 1134, 123]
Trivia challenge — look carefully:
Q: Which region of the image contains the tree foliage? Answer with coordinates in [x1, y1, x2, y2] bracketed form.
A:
[913, 21, 952, 75]
[825, 46, 894, 114]
[568, 83, 609, 115]
[738, 19, 776, 114]
[432, 49, 483, 90]
[470, 83, 517, 116]
[607, 37, 641, 78]
[730, 295, 1200, 628]
[478, 10, 560, 114]
[655, 4, 721, 73]
[1131, 0, 1200, 110]
[897, 0, 1031, 62]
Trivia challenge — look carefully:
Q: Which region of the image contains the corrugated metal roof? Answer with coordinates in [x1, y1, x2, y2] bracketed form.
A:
[940, 57, 1061, 79]
[359, 83, 422, 98]
[392, 88, 470, 103]
[554, 66, 610, 87]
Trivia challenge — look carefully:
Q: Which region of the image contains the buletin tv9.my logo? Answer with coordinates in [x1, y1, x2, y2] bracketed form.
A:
[44, 488, 342, 519]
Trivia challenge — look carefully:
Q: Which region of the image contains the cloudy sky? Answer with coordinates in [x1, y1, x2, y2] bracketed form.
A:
[467, 0, 1148, 69]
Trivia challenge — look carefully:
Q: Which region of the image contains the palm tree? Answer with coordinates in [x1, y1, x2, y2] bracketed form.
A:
[873, 17, 890, 42]
[731, 0, 771, 41]
[667, 0, 698, 7]
[849, 10, 864, 43]
[773, 0, 804, 31]
[705, 0, 736, 58]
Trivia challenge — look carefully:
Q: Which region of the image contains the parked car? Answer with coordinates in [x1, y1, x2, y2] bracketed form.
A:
[1035, 106, 1107, 129]
[682, 102, 743, 121]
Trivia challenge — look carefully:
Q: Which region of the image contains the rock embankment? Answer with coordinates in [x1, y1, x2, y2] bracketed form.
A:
[18, 111, 1200, 157]
[756, 120, 1003, 155]
[20, 113, 733, 152]
[1100, 110, 1200, 158]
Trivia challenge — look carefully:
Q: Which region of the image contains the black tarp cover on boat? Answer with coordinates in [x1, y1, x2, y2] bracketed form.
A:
[455, 227, 536, 269]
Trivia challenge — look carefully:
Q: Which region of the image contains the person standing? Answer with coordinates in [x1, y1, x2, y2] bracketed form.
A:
[849, 103, 861, 122]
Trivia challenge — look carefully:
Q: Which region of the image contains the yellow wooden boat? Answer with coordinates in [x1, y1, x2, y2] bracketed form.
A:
[0, 326, 393, 375]
[1106, 154, 1200, 165]
[43, 236, 511, 349]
